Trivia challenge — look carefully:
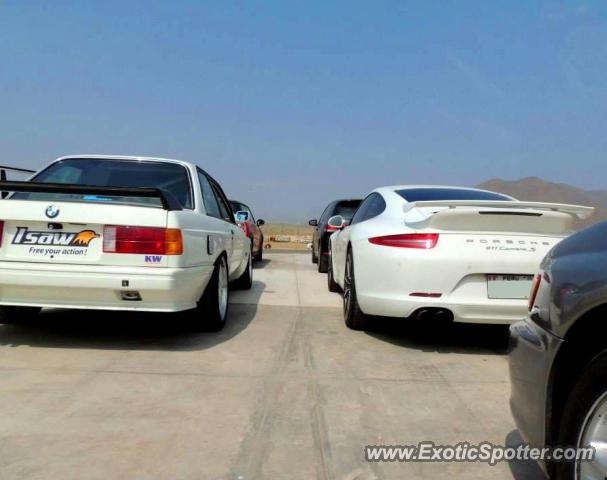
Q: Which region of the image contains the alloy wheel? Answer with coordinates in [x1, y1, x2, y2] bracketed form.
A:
[343, 252, 353, 316]
[577, 391, 607, 479]
[218, 259, 229, 320]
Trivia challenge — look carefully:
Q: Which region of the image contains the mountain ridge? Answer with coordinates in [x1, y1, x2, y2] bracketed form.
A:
[476, 177, 607, 228]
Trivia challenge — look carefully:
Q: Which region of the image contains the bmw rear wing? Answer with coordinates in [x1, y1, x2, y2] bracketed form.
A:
[0, 165, 36, 181]
[0, 180, 183, 211]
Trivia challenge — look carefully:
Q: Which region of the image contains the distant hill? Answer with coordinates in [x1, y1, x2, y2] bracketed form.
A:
[477, 177, 607, 228]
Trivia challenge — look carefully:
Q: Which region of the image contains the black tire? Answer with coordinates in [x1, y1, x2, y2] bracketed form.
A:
[555, 354, 607, 480]
[254, 238, 263, 262]
[343, 248, 369, 330]
[233, 249, 253, 290]
[189, 256, 229, 332]
[318, 250, 329, 273]
[327, 251, 341, 293]
[0, 306, 41, 325]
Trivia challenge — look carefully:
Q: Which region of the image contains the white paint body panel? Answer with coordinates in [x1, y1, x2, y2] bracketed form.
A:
[0, 155, 249, 312]
[330, 186, 594, 325]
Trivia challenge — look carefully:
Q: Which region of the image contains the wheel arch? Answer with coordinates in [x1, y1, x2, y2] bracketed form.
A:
[548, 303, 607, 448]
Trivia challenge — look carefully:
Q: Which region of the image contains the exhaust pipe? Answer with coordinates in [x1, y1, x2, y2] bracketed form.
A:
[121, 291, 142, 302]
[413, 308, 453, 322]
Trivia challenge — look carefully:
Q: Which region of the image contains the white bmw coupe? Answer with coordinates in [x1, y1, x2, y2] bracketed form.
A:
[327, 186, 593, 330]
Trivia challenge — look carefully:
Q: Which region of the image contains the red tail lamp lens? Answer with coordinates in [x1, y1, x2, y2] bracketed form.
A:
[103, 226, 183, 255]
[369, 233, 439, 249]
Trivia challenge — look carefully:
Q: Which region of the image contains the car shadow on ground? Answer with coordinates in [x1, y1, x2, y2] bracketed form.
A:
[0, 281, 266, 352]
[253, 258, 271, 269]
[506, 430, 549, 480]
[365, 317, 511, 355]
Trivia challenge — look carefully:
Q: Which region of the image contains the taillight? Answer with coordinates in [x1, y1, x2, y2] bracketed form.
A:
[369, 233, 439, 249]
[326, 223, 349, 232]
[528, 274, 542, 311]
[238, 222, 251, 237]
[103, 226, 183, 255]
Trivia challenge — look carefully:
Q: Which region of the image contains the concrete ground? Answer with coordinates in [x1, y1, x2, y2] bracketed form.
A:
[0, 252, 546, 480]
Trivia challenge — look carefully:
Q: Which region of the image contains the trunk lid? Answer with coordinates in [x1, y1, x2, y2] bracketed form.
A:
[0, 199, 168, 266]
[400, 200, 594, 297]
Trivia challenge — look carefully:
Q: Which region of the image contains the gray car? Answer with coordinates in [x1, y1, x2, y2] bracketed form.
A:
[509, 221, 607, 479]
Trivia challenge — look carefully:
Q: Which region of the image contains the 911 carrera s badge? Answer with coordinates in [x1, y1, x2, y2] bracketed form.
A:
[45, 205, 60, 219]
[12, 227, 100, 247]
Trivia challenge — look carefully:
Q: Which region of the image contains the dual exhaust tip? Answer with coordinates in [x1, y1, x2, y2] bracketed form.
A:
[412, 307, 453, 323]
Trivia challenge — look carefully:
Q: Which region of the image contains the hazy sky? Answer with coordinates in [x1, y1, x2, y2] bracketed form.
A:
[1, 1, 606, 222]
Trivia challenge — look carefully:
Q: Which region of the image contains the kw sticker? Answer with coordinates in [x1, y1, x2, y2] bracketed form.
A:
[12, 228, 100, 247]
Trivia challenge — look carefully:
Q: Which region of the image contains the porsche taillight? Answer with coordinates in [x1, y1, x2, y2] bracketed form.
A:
[369, 233, 439, 249]
[103, 226, 183, 255]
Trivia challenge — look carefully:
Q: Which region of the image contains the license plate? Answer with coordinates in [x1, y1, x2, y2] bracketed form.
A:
[487, 274, 534, 300]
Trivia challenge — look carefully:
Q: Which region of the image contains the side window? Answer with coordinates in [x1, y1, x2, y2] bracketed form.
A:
[319, 204, 333, 224]
[350, 193, 385, 225]
[350, 197, 371, 225]
[366, 193, 386, 219]
[211, 181, 235, 224]
[198, 171, 221, 219]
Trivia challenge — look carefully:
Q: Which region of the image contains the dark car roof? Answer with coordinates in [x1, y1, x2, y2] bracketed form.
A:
[229, 199, 250, 209]
[329, 198, 362, 206]
[552, 220, 607, 258]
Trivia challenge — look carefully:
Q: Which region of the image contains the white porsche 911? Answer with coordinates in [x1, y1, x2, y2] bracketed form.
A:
[327, 186, 593, 330]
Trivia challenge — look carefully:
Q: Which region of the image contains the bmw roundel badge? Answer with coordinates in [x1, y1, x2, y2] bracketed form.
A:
[45, 205, 60, 219]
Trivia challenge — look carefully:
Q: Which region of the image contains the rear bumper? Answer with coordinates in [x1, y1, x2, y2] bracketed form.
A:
[0, 262, 213, 312]
[357, 292, 527, 324]
[351, 236, 554, 325]
[509, 318, 562, 473]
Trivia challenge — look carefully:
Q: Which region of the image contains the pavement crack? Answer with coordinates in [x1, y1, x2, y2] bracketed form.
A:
[301, 330, 334, 480]
[229, 307, 301, 480]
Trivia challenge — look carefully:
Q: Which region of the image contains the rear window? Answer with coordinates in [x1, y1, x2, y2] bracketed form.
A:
[333, 200, 362, 220]
[12, 159, 193, 209]
[230, 201, 249, 213]
[396, 188, 511, 202]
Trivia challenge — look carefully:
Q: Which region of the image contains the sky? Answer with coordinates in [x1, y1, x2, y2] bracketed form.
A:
[1, 1, 606, 222]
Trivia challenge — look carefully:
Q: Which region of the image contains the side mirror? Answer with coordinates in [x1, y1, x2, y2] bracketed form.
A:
[308, 219, 319, 227]
[235, 211, 250, 222]
[257, 219, 265, 227]
[327, 215, 346, 230]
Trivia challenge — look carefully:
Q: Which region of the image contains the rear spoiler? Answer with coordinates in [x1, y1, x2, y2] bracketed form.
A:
[0, 181, 183, 211]
[403, 200, 595, 221]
